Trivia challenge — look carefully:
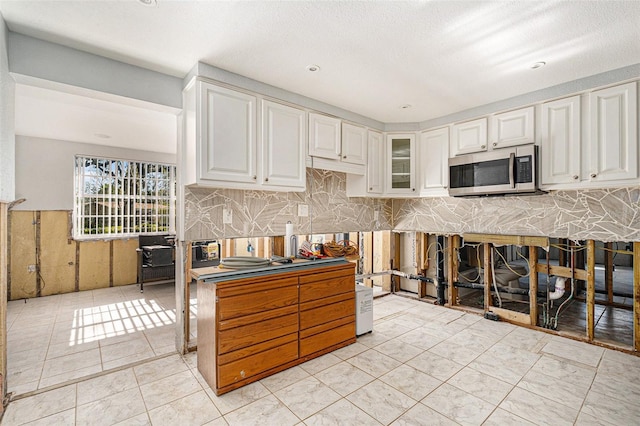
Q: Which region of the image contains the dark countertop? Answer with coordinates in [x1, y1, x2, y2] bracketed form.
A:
[192, 257, 349, 283]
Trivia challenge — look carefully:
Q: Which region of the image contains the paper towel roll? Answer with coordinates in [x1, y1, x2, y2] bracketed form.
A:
[284, 222, 294, 257]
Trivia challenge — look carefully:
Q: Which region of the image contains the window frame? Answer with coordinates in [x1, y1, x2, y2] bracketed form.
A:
[73, 155, 176, 240]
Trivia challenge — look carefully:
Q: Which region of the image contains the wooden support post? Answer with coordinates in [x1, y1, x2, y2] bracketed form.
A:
[447, 235, 460, 307]
[376, 231, 392, 292]
[604, 242, 614, 303]
[1, 203, 8, 406]
[417, 233, 428, 298]
[483, 243, 492, 312]
[184, 242, 192, 347]
[529, 245, 538, 326]
[634, 242, 640, 352]
[587, 240, 595, 341]
[272, 236, 284, 257]
[558, 238, 567, 267]
[362, 232, 373, 288]
[392, 232, 401, 292]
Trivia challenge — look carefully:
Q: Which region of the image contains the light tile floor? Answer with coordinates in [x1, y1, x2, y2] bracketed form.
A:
[4, 294, 640, 425]
[6, 282, 195, 396]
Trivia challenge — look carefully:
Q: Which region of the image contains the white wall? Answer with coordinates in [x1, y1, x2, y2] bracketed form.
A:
[0, 14, 15, 203]
[14, 136, 176, 211]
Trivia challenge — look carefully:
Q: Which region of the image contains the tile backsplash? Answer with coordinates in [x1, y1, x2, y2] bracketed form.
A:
[184, 170, 392, 241]
[185, 171, 640, 243]
[393, 187, 640, 242]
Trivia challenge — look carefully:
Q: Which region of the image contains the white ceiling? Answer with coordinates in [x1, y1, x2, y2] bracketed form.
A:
[2, 0, 640, 149]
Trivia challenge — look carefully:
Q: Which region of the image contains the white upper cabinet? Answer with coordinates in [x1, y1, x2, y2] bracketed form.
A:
[199, 82, 257, 184]
[386, 133, 416, 195]
[366, 130, 384, 194]
[182, 79, 305, 191]
[451, 118, 488, 156]
[418, 127, 449, 197]
[490, 106, 534, 149]
[588, 82, 638, 183]
[345, 129, 383, 197]
[308, 112, 341, 160]
[261, 100, 306, 190]
[341, 122, 367, 165]
[540, 96, 581, 186]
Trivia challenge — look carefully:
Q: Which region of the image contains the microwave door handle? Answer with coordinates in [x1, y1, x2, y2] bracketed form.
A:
[509, 152, 515, 188]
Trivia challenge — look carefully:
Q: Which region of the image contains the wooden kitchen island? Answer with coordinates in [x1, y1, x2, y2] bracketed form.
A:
[192, 258, 356, 395]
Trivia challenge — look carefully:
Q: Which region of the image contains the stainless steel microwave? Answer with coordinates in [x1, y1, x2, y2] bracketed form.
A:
[448, 144, 537, 196]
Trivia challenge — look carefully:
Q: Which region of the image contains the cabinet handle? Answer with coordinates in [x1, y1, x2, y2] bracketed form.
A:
[492, 142, 497, 147]
[481, 145, 486, 149]
[343, 155, 347, 159]
[253, 175, 257, 180]
[369, 187, 373, 191]
[265, 177, 269, 182]
[573, 175, 579, 180]
[412, 188, 415, 192]
[590, 173, 597, 179]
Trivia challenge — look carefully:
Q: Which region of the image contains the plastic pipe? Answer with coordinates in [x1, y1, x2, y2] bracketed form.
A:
[549, 276, 566, 300]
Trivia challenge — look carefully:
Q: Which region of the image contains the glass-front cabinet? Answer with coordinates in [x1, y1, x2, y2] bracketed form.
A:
[386, 133, 416, 194]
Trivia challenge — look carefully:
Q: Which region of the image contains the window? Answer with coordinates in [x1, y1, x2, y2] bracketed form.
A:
[74, 156, 176, 238]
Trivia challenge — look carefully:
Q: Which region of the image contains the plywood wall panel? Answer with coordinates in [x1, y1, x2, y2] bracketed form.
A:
[112, 238, 138, 286]
[79, 240, 110, 290]
[40, 211, 76, 296]
[9, 211, 37, 300]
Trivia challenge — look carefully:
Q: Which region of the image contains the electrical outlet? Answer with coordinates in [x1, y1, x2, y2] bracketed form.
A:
[223, 208, 233, 224]
[298, 204, 309, 217]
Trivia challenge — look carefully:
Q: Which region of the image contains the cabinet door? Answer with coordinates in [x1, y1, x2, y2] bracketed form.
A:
[308, 113, 341, 160]
[262, 100, 306, 189]
[341, 123, 367, 165]
[199, 83, 257, 183]
[419, 127, 449, 196]
[367, 130, 384, 194]
[386, 134, 416, 194]
[541, 96, 581, 185]
[490, 106, 534, 149]
[451, 118, 488, 156]
[589, 82, 638, 182]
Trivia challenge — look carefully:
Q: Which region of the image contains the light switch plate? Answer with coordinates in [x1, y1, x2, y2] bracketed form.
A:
[298, 204, 309, 217]
[223, 208, 233, 224]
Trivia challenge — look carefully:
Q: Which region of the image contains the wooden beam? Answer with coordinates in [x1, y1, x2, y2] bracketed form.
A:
[535, 263, 588, 281]
[558, 238, 568, 267]
[489, 306, 531, 325]
[634, 242, 640, 352]
[185, 242, 192, 347]
[362, 232, 373, 288]
[587, 240, 595, 341]
[447, 235, 460, 307]
[604, 242, 614, 303]
[529, 245, 538, 326]
[483, 243, 492, 312]
[391, 232, 400, 292]
[418, 232, 428, 298]
[462, 233, 548, 247]
[1, 203, 8, 404]
[272, 236, 284, 257]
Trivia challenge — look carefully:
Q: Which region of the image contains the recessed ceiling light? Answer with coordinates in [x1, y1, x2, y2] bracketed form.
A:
[306, 64, 321, 72]
[137, 0, 157, 6]
[94, 133, 111, 139]
[531, 61, 546, 69]
[400, 104, 412, 109]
